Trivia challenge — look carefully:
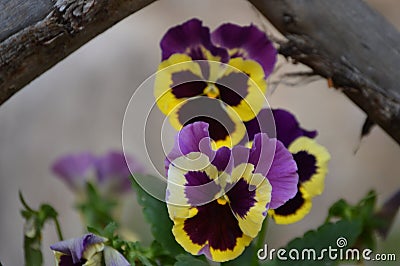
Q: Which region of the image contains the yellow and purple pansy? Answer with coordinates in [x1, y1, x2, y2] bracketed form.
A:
[164, 122, 298, 262]
[50, 233, 129, 266]
[154, 18, 277, 148]
[243, 108, 331, 224]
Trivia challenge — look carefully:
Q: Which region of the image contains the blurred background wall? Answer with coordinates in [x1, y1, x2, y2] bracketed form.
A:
[0, 0, 399, 265]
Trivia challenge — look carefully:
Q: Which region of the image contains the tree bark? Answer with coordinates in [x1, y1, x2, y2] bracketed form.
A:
[1, 0, 400, 146]
[0, 0, 156, 104]
[249, 0, 400, 145]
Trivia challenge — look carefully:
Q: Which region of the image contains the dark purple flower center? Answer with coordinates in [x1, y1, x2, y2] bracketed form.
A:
[178, 97, 235, 142]
[188, 46, 206, 61]
[171, 71, 207, 98]
[184, 171, 221, 206]
[171, 69, 250, 109]
[273, 188, 305, 216]
[183, 200, 243, 251]
[292, 151, 317, 183]
[59, 254, 84, 266]
[216, 72, 249, 107]
[227, 178, 256, 218]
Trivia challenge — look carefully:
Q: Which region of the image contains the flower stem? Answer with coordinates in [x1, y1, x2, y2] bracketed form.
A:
[19, 190, 36, 213]
[53, 217, 64, 241]
[252, 217, 269, 266]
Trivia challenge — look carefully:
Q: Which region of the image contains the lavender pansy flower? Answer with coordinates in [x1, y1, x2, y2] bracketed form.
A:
[155, 18, 277, 148]
[95, 151, 145, 194]
[52, 151, 145, 195]
[165, 122, 298, 262]
[50, 233, 130, 266]
[52, 152, 95, 191]
[243, 108, 330, 224]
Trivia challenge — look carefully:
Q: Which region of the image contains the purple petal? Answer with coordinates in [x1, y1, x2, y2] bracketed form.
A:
[272, 109, 317, 147]
[161, 18, 228, 62]
[51, 152, 95, 191]
[248, 133, 298, 209]
[265, 139, 299, 209]
[212, 23, 277, 77]
[248, 133, 275, 176]
[95, 151, 145, 193]
[231, 145, 251, 169]
[211, 146, 233, 174]
[165, 122, 215, 172]
[50, 233, 105, 264]
[103, 246, 130, 266]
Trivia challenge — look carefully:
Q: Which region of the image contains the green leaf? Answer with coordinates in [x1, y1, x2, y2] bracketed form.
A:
[77, 182, 118, 230]
[174, 254, 209, 266]
[326, 190, 378, 250]
[137, 254, 155, 266]
[131, 175, 186, 257]
[38, 204, 58, 220]
[261, 220, 362, 266]
[87, 226, 102, 236]
[19, 192, 63, 266]
[148, 240, 177, 266]
[103, 222, 118, 239]
[326, 199, 352, 221]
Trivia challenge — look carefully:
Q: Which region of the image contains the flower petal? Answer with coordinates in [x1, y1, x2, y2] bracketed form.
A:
[242, 108, 275, 144]
[167, 156, 221, 215]
[217, 57, 267, 122]
[95, 151, 145, 193]
[161, 18, 228, 62]
[268, 187, 312, 224]
[50, 234, 105, 264]
[249, 133, 299, 209]
[52, 152, 95, 191]
[288, 137, 330, 197]
[165, 121, 214, 172]
[103, 246, 130, 266]
[227, 163, 272, 238]
[167, 97, 246, 149]
[54, 252, 75, 266]
[154, 54, 205, 117]
[272, 109, 317, 147]
[211, 146, 233, 174]
[211, 23, 277, 77]
[248, 133, 276, 176]
[172, 201, 252, 262]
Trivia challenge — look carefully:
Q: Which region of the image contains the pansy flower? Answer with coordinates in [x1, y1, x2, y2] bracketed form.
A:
[52, 150, 145, 195]
[242, 108, 330, 224]
[50, 233, 130, 266]
[165, 122, 298, 262]
[154, 18, 277, 148]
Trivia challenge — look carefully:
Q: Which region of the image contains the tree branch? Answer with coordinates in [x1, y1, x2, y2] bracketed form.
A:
[2, 0, 400, 146]
[0, 0, 156, 105]
[249, 0, 400, 145]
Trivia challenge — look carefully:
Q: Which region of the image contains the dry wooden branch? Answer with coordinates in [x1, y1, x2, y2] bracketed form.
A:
[249, 0, 400, 144]
[1, 0, 400, 146]
[0, 0, 156, 104]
